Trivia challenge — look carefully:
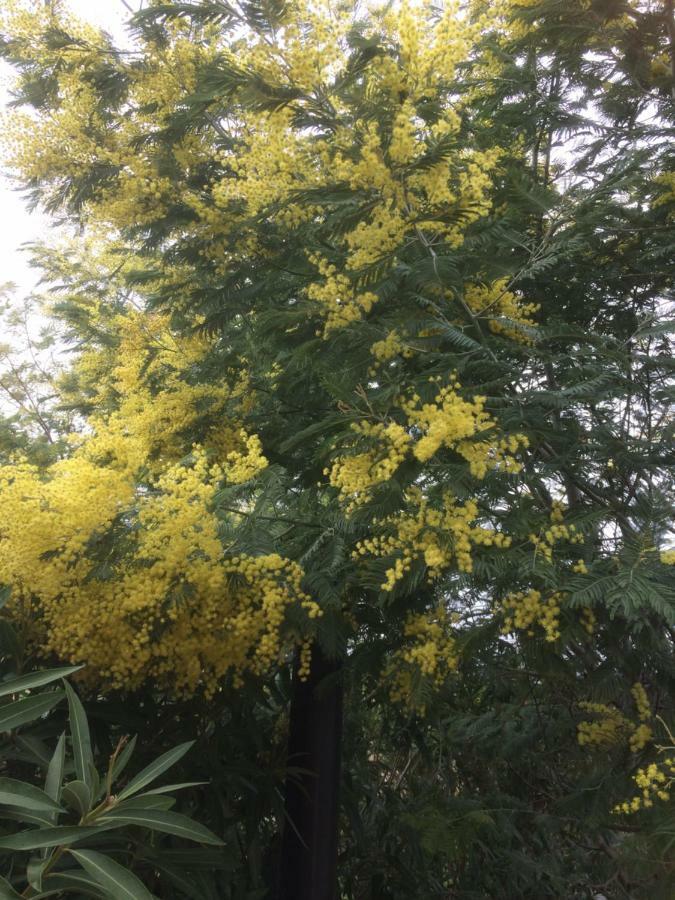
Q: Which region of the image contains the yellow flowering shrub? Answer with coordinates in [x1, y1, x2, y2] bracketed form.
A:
[1, 0, 514, 339]
[0, 0, 543, 703]
[0, 448, 320, 696]
[0, 292, 322, 696]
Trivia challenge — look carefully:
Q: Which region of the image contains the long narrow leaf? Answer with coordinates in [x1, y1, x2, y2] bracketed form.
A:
[62, 781, 92, 817]
[0, 824, 116, 851]
[64, 682, 93, 789]
[114, 794, 175, 812]
[144, 782, 206, 795]
[0, 807, 53, 828]
[15, 735, 52, 767]
[70, 850, 154, 900]
[117, 741, 193, 800]
[27, 856, 48, 892]
[0, 778, 63, 814]
[98, 808, 223, 845]
[36, 870, 107, 899]
[0, 667, 83, 699]
[0, 692, 64, 733]
[44, 733, 66, 823]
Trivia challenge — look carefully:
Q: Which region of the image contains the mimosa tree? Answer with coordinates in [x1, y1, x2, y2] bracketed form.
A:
[0, 1, 673, 896]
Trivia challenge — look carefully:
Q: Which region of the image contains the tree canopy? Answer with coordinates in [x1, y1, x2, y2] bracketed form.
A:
[0, 0, 673, 896]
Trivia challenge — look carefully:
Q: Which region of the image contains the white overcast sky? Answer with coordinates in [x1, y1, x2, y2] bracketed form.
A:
[0, 1, 138, 294]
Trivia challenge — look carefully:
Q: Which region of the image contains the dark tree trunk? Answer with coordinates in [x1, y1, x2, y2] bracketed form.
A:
[278, 644, 343, 900]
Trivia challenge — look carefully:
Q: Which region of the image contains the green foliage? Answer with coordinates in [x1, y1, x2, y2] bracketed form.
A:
[0, 0, 674, 896]
[0, 628, 222, 898]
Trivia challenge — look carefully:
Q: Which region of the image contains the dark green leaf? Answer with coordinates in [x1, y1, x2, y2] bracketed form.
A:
[70, 850, 154, 900]
[144, 781, 206, 795]
[62, 780, 92, 817]
[37, 870, 107, 898]
[0, 778, 63, 814]
[0, 825, 113, 851]
[44, 733, 66, 820]
[0, 667, 83, 699]
[0, 692, 64, 733]
[64, 681, 93, 789]
[98, 808, 223, 845]
[117, 741, 193, 800]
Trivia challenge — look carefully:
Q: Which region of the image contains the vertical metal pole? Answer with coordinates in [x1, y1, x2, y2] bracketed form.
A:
[278, 644, 343, 900]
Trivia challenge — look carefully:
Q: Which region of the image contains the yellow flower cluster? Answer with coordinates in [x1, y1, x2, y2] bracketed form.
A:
[401, 376, 528, 475]
[306, 253, 379, 333]
[381, 0, 475, 101]
[580, 606, 596, 635]
[0, 456, 133, 600]
[388, 101, 421, 166]
[1, 2, 218, 231]
[213, 107, 318, 219]
[370, 330, 406, 363]
[629, 723, 654, 754]
[329, 126, 398, 198]
[386, 606, 459, 712]
[628, 683, 654, 752]
[577, 684, 653, 754]
[500, 589, 563, 642]
[324, 421, 410, 506]
[198, 15, 503, 338]
[660, 549, 675, 565]
[0, 279, 323, 695]
[653, 171, 675, 214]
[0, 2, 114, 189]
[62, 309, 267, 484]
[499, 586, 600, 643]
[632, 682, 652, 721]
[577, 702, 631, 748]
[613, 684, 671, 816]
[344, 203, 407, 271]
[0, 447, 320, 695]
[354, 490, 510, 590]
[464, 278, 539, 342]
[615, 759, 675, 814]
[216, 430, 268, 485]
[297, 640, 313, 682]
[529, 501, 584, 562]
